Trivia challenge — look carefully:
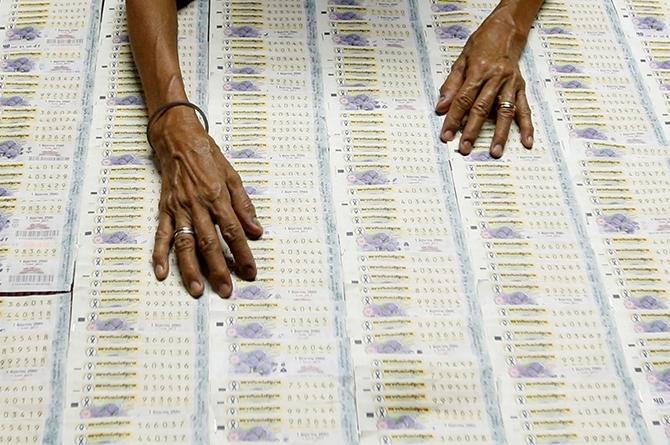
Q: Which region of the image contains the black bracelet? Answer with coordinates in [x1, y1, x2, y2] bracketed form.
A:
[146, 100, 209, 149]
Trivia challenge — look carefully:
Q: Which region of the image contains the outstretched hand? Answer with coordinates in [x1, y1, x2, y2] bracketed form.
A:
[149, 107, 262, 298]
[435, 12, 534, 158]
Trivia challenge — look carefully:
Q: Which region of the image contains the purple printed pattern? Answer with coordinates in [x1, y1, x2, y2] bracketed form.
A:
[7, 26, 40, 41]
[371, 339, 411, 354]
[639, 320, 670, 333]
[542, 27, 569, 35]
[436, 25, 470, 40]
[366, 302, 404, 317]
[0, 140, 22, 159]
[231, 66, 260, 75]
[94, 318, 130, 331]
[0, 214, 9, 233]
[228, 148, 260, 159]
[108, 154, 140, 165]
[653, 369, 670, 391]
[378, 415, 420, 430]
[560, 80, 587, 89]
[83, 403, 123, 418]
[112, 95, 144, 106]
[235, 284, 270, 300]
[0, 95, 28, 106]
[591, 148, 618, 158]
[553, 64, 581, 73]
[361, 232, 400, 252]
[487, 226, 522, 239]
[467, 151, 495, 162]
[349, 169, 388, 185]
[329, 0, 360, 5]
[636, 16, 666, 31]
[342, 94, 381, 110]
[330, 11, 364, 20]
[499, 291, 535, 305]
[229, 426, 277, 442]
[655, 59, 670, 69]
[113, 34, 130, 43]
[244, 185, 262, 196]
[227, 26, 262, 38]
[334, 33, 370, 47]
[514, 362, 554, 378]
[600, 213, 640, 234]
[231, 322, 272, 339]
[575, 127, 608, 140]
[432, 4, 460, 12]
[631, 295, 666, 310]
[227, 80, 260, 91]
[100, 231, 137, 244]
[0, 187, 10, 197]
[2, 57, 34, 72]
[232, 350, 277, 375]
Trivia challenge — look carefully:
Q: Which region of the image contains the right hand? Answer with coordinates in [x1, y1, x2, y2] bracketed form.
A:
[435, 9, 534, 158]
[148, 106, 263, 298]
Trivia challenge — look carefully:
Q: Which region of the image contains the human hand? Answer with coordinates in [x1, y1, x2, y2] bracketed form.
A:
[148, 107, 263, 298]
[435, 10, 534, 158]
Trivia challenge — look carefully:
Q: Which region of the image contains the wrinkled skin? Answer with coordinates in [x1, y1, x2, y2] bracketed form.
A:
[435, 9, 536, 158]
[149, 108, 263, 297]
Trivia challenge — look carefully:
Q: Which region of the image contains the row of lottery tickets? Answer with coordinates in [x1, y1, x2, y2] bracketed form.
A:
[0, 0, 101, 291]
[2, 0, 670, 445]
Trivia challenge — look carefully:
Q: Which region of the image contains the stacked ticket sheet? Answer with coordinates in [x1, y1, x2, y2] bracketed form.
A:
[315, 0, 503, 443]
[0, 293, 68, 445]
[206, 1, 358, 443]
[0, 0, 101, 291]
[419, 0, 657, 444]
[61, 1, 210, 444]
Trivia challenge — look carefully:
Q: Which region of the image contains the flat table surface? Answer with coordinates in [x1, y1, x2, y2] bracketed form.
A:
[2, 0, 670, 444]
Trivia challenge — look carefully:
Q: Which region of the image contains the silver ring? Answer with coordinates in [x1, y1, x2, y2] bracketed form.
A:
[498, 101, 516, 110]
[173, 227, 195, 241]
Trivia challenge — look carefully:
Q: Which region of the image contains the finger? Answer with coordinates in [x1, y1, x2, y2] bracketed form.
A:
[191, 205, 233, 298]
[213, 195, 257, 281]
[489, 81, 518, 158]
[436, 57, 466, 114]
[227, 169, 263, 240]
[458, 78, 503, 156]
[515, 88, 534, 149]
[173, 211, 204, 297]
[440, 78, 484, 143]
[152, 210, 173, 281]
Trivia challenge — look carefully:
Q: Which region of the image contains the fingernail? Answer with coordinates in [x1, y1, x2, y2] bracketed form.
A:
[155, 264, 164, 277]
[252, 217, 262, 229]
[443, 130, 454, 141]
[218, 284, 232, 298]
[526, 136, 534, 147]
[460, 140, 472, 153]
[491, 144, 503, 157]
[436, 95, 447, 108]
[190, 281, 202, 294]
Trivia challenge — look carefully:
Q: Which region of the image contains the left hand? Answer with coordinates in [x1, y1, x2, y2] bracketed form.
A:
[435, 10, 535, 158]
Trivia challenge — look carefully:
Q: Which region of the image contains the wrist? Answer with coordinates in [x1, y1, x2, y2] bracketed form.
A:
[148, 106, 207, 158]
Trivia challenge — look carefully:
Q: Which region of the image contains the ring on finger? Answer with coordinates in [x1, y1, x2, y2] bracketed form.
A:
[173, 226, 195, 242]
[498, 101, 516, 111]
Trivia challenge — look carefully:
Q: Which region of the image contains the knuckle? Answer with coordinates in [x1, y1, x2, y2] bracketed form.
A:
[498, 107, 515, 119]
[197, 235, 219, 253]
[472, 101, 490, 117]
[220, 221, 243, 242]
[201, 183, 223, 202]
[454, 94, 474, 110]
[174, 235, 195, 252]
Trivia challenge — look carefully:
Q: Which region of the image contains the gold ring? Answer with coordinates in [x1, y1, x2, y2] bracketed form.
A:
[498, 101, 516, 110]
